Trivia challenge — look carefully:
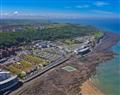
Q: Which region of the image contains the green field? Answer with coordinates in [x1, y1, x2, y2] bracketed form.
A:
[24, 55, 49, 65]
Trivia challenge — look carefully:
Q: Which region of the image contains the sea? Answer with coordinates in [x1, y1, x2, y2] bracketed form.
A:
[50, 18, 120, 95]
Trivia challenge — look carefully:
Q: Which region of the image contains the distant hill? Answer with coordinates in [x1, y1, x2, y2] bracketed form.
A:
[0, 22, 103, 48]
[0, 19, 50, 25]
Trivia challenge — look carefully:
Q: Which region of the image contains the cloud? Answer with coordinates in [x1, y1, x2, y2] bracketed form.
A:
[13, 11, 19, 15]
[76, 5, 89, 8]
[65, 5, 89, 9]
[92, 10, 114, 15]
[1, 12, 117, 19]
[1, 11, 19, 16]
[95, 1, 109, 7]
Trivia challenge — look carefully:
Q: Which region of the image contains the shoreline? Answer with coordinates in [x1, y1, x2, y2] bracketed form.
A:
[81, 80, 104, 95]
[80, 32, 120, 95]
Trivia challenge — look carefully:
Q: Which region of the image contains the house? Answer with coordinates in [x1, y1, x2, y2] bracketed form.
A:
[35, 42, 53, 49]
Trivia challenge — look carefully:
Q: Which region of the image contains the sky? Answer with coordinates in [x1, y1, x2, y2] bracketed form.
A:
[0, 0, 119, 19]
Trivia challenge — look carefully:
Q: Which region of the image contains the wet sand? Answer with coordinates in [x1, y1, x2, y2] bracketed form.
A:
[81, 80, 104, 95]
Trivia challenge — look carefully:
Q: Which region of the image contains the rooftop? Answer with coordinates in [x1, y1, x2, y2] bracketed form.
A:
[0, 71, 11, 82]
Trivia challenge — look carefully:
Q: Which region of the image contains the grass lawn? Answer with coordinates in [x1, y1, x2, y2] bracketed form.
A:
[8, 65, 22, 75]
[24, 55, 49, 65]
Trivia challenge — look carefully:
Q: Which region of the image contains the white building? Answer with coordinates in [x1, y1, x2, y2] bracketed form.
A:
[74, 47, 90, 55]
[0, 71, 19, 92]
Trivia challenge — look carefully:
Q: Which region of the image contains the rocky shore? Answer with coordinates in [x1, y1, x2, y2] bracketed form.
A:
[10, 32, 120, 95]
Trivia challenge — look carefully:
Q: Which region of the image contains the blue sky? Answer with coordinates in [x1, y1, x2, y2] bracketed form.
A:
[0, 0, 119, 19]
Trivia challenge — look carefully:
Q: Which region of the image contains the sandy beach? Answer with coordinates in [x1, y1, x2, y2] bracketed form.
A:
[81, 80, 104, 95]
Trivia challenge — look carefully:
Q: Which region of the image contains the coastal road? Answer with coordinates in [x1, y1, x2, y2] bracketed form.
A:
[23, 55, 71, 83]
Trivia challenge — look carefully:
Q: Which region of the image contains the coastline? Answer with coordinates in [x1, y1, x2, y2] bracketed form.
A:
[80, 32, 120, 95]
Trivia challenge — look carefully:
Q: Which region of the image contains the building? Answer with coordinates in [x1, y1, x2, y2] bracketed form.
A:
[0, 71, 19, 92]
[0, 58, 7, 64]
[74, 47, 91, 55]
[34, 42, 53, 49]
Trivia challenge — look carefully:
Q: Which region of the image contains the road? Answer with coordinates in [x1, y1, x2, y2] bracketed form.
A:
[9, 54, 74, 95]
[23, 55, 71, 83]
